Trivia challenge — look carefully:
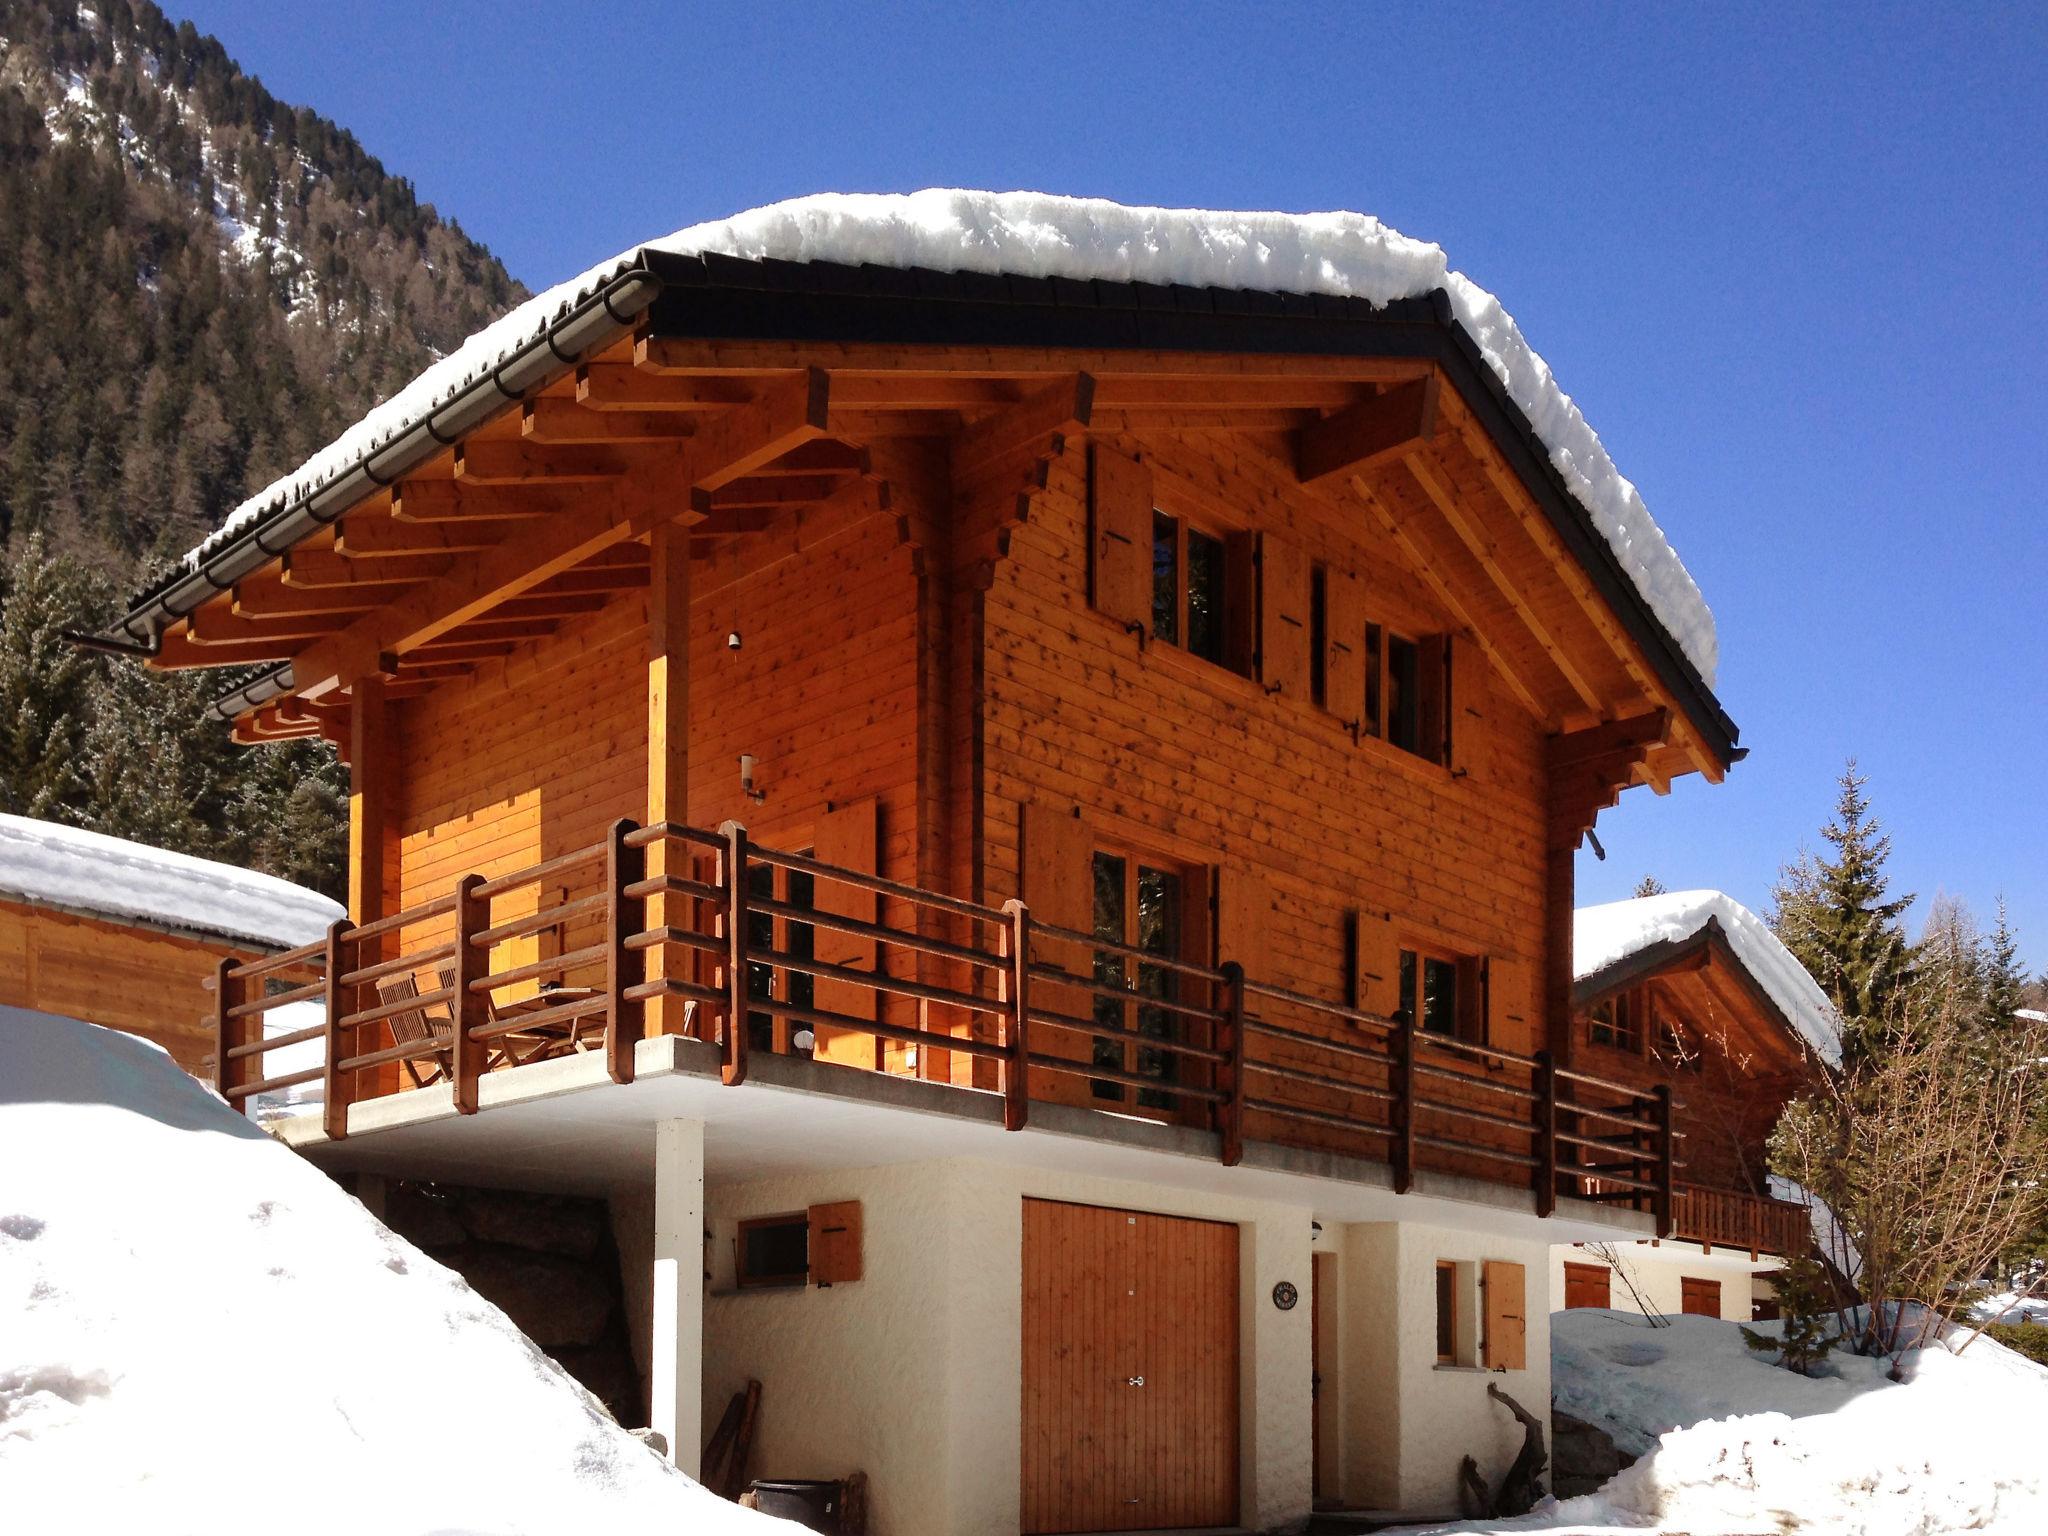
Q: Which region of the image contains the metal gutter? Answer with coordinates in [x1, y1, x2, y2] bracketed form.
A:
[108, 264, 666, 651]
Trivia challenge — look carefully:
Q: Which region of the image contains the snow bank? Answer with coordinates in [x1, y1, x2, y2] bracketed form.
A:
[0, 1007, 793, 1535]
[0, 813, 342, 951]
[178, 189, 1718, 683]
[1396, 1310, 2048, 1535]
[1575, 889, 1841, 1067]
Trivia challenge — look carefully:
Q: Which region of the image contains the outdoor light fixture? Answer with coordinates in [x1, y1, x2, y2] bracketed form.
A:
[727, 630, 743, 650]
[738, 754, 766, 804]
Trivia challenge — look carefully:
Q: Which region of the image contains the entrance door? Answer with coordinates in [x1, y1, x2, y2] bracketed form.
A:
[1021, 1199, 1239, 1533]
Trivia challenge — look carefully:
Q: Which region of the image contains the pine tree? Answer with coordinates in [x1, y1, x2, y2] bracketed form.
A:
[0, 534, 100, 816]
[1742, 1254, 1840, 1376]
[1633, 875, 1668, 898]
[1984, 899, 2027, 1034]
[1770, 761, 1915, 1054]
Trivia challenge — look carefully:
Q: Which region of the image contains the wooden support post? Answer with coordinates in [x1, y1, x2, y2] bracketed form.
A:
[449, 873, 487, 1114]
[644, 519, 691, 1036]
[721, 821, 750, 1088]
[322, 918, 354, 1141]
[348, 675, 397, 1098]
[651, 1117, 706, 1479]
[1001, 899, 1031, 1132]
[1533, 1049, 1557, 1218]
[1219, 961, 1246, 1168]
[1393, 1011, 1417, 1195]
[606, 818, 646, 1085]
[211, 955, 239, 1110]
[1653, 1085, 1675, 1238]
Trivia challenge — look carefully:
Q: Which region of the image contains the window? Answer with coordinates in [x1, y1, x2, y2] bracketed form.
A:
[746, 861, 816, 1056]
[1359, 621, 1449, 765]
[736, 1214, 809, 1289]
[1435, 1260, 1458, 1363]
[1386, 634, 1422, 753]
[1398, 946, 1480, 1043]
[1150, 510, 1234, 669]
[1309, 564, 1329, 708]
[1589, 990, 1642, 1054]
[1091, 849, 1188, 1110]
[1562, 1260, 1612, 1310]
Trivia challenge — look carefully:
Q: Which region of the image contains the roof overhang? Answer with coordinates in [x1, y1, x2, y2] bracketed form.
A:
[1574, 916, 1807, 1058]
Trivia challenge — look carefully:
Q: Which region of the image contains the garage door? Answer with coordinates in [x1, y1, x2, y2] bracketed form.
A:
[1021, 1199, 1239, 1533]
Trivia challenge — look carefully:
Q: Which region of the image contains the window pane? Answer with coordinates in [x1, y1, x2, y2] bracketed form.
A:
[1135, 866, 1182, 1108]
[1398, 948, 1416, 1026]
[1092, 853, 1128, 1101]
[1309, 565, 1327, 707]
[1365, 623, 1383, 735]
[1152, 512, 1180, 646]
[740, 1218, 808, 1287]
[1422, 957, 1459, 1038]
[1186, 529, 1227, 665]
[1388, 636, 1421, 753]
[1435, 1264, 1456, 1359]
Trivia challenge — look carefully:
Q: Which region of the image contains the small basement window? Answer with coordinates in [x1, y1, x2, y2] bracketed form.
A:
[1435, 1260, 1459, 1364]
[736, 1213, 809, 1289]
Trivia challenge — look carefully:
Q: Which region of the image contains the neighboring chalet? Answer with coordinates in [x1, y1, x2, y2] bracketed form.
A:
[95, 193, 1745, 1531]
[1551, 890, 1834, 1324]
[0, 813, 342, 1074]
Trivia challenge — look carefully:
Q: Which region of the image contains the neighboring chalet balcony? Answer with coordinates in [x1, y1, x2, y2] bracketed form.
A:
[1670, 1183, 1810, 1261]
[210, 820, 1677, 1229]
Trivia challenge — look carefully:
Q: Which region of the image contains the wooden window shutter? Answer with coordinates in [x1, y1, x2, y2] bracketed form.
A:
[812, 798, 880, 1068]
[807, 1200, 863, 1285]
[1021, 801, 1094, 1107]
[1350, 910, 1400, 1019]
[1216, 865, 1273, 978]
[1417, 634, 1450, 765]
[1323, 568, 1366, 726]
[1481, 1259, 1527, 1370]
[1449, 630, 1484, 773]
[1258, 534, 1311, 700]
[1089, 445, 1152, 631]
[1486, 957, 1535, 1055]
[1223, 531, 1259, 677]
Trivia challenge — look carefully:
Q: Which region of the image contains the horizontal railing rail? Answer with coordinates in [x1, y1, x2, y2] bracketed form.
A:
[207, 818, 1675, 1230]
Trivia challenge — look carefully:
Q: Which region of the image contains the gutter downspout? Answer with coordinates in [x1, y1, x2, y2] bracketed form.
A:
[98, 263, 666, 658]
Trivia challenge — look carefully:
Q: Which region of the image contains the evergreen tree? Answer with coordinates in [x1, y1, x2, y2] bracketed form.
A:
[1633, 874, 1668, 898]
[1984, 899, 2027, 1035]
[1770, 761, 1915, 1054]
[1742, 1254, 1840, 1377]
[0, 535, 100, 816]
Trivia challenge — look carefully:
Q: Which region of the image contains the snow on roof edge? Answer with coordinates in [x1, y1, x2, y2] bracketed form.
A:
[167, 190, 1718, 684]
[0, 813, 343, 951]
[1574, 889, 1841, 1067]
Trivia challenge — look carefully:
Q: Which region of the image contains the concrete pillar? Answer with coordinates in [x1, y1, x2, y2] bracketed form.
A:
[651, 1117, 705, 1476]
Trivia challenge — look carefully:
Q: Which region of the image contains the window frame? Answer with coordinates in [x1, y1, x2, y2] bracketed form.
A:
[735, 1212, 810, 1290]
[1398, 942, 1485, 1045]
[1587, 986, 1645, 1055]
[1434, 1259, 1460, 1364]
[1150, 505, 1236, 672]
[1087, 839, 1205, 1112]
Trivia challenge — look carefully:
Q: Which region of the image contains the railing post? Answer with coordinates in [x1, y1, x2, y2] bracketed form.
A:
[211, 955, 241, 1113]
[449, 873, 487, 1115]
[1532, 1049, 1557, 1218]
[606, 819, 646, 1086]
[721, 820, 750, 1088]
[1393, 1010, 1416, 1195]
[1001, 899, 1031, 1132]
[1218, 961, 1246, 1168]
[1652, 1084, 1675, 1238]
[322, 918, 354, 1142]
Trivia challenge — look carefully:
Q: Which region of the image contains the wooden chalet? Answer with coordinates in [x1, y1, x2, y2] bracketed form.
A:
[0, 813, 342, 1074]
[102, 194, 1744, 1531]
[1553, 890, 1829, 1323]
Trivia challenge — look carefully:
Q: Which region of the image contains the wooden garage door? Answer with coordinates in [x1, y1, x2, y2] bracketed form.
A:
[1022, 1199, 1239, 1533]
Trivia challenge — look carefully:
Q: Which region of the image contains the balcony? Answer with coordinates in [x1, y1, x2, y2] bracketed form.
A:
[1671, 1183, 1810, 1260]
[207, 819, 1675, 1227]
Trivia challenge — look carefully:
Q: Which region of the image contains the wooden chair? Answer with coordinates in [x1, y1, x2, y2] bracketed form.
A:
[374, 973, 456, 1088]
[435, 965, 571, 1066]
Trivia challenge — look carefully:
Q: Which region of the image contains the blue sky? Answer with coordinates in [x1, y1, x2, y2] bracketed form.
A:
[175, 1, 2047, 967]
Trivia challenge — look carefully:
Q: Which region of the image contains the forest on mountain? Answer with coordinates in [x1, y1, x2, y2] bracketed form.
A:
[0, 0, 524, 893]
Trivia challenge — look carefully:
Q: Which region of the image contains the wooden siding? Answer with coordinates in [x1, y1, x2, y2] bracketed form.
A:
[1021, 1198, 1239, 1533]
[0, 898, 249, 1072]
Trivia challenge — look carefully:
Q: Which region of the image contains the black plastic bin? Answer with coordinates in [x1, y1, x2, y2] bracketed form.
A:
[745, 1478, 841, 1533]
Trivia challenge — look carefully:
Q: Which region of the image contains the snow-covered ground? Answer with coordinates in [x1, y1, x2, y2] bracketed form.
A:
[1396, 1309, 2048, 1535]
[0, 1007, 793, 1535]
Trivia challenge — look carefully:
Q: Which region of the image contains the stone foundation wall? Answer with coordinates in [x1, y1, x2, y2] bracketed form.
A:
[380, 1180, 642, 1424]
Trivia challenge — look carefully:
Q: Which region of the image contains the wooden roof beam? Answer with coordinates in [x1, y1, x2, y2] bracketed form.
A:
[283, 548, 450, 589]
[692, 474, 849, 513]
[188, 603, 351, 647]
[521, 397, 699, 444]
[952, 373, 1096, 494]
[1298, 373, 1441, 491]
[230, 578, 379, 621]
[1404, 454, 1606, 716]
[293, 369, 831, 696]
[392, 481, 589, 524]
[453, 440, 649, 486]
[336, 514, 534, 558]
[748, 440, 872, 477]
[152, 626, 294, 670]
[577, 362, 754, 411]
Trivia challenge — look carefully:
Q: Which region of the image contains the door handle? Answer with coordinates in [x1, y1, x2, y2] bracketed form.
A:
[1126, 1376, 1145, 1387]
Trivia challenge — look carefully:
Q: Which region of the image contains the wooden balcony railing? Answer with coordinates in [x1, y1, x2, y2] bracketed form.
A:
[1670, 1184, 1809, 1259]
[207, 818, 1676, 1230]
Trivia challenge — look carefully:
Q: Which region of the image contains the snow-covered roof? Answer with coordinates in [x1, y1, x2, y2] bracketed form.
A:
[175, 190, 1718, 684]
[0, 814, 342, 951]
[1575, 889, 1841, 1067]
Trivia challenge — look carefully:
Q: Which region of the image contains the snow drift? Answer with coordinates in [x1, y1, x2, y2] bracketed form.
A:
[180, 189, 1719, 684]
[0, 1007, 791, 1535]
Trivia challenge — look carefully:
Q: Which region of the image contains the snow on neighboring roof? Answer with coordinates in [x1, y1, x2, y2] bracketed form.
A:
[177, 190, 1718, 684]
[0, 1009, 793, 1533]
[0, 813, 342, 951]
[1575, 889, 1841, 1067]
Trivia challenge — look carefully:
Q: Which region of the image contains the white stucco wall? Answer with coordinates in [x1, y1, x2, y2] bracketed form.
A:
[1550, 1240, 1779, 1323]
[1332, 1221, 1553, 1514]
